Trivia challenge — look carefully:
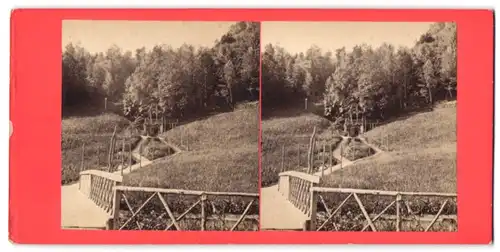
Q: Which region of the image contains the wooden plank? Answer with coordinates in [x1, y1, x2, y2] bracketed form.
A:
[80, 169, 123, 183]
[157, 192, 182, 231]
[114, 186, 259, 197]
[311, 187, 457, 197]
[279, 171, 321, 184]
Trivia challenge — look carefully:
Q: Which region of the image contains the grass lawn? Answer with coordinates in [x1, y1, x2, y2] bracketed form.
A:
[61, 113, 141, 185]
[322, 106, 457, 193]
[124, 146, 258, 193]
[123, 102, 259, 193]
[261, 108, 342, 187]
[317, 106, 457, 230]
[322, 148, 456, 193]
[363, 107, 457, 152]
[120, 104, 259, 228]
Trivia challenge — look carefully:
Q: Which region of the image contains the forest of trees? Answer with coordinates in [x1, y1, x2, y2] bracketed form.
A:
[62, 22, 260, 121]
[262, 22, 456, 126]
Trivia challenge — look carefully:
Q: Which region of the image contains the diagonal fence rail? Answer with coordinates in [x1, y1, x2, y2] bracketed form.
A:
[309, 187, 457, 232]
[76, 170, 259, 231]
[111, 186, 260, 231]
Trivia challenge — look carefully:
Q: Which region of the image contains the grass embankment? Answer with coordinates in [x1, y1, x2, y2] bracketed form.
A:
[120, 103, 259, 230]
[323, 106, 457, 193]
[61, 113, 141, 185]
[261, 107, 343, 187]
[318, 106, 457, 231]
[123, 102, 259, 193]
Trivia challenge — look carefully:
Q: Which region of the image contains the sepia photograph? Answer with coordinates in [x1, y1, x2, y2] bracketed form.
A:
[260, 22, 457, 231]
[61, 21, 260, 231]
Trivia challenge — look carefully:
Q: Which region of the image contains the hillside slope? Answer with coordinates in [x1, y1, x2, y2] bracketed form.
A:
[261, 108, 342, 187]
[322, 106, 457, 193]
[123, 102, 259, 193]
[61, 113, 138, 184]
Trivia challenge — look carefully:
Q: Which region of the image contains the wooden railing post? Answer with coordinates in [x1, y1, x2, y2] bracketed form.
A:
[307, 127, 317, 174]
[297, 143, 300, 168]
[121, 139, 125, 176]
[321, 142, 325, 177]
[281, 145, 285, 173]
[81, 143, 85, 172]
[108, 126, 117, 172]
[201, 194, 207, 231]
[309, 189, 318, 231]
[97, 145, 100, 167]
[396, 194, 401, 232]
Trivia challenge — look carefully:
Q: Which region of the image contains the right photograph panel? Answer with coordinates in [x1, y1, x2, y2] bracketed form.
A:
[260, 22, 457, 231]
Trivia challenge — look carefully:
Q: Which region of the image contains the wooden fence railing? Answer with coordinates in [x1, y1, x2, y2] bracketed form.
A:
[308, 187, 457, 232]
[79, 169, 123, 214]
[110, 186, 260, 231]
[278, 171, 321, 220]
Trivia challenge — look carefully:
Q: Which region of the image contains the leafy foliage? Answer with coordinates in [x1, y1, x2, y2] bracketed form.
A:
[262, 22, 457, 126]
[62, 22, 260, 122]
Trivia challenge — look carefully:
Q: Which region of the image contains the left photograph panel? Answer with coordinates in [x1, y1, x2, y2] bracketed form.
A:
[61, 21, 261, 231]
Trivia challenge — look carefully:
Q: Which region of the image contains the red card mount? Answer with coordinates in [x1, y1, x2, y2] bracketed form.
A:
[9, 9, 493, 244]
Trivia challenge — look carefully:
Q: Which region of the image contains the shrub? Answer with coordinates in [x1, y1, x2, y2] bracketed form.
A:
[140, 138, 175, 160]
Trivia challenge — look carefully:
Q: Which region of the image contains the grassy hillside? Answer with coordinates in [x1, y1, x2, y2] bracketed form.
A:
[322, 106, 457, 193]
[61, 113, 139, 185]
[123, 102, 259, 193]
[261, 107, 342, 187]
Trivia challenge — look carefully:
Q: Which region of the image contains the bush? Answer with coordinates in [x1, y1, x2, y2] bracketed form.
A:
[140, 138, 175, 160]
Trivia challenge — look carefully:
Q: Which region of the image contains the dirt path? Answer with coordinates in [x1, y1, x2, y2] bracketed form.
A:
[115, 135, 183, 175]
[314, 135, 386, 177]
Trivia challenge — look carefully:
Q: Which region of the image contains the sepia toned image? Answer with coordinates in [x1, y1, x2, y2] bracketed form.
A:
[260, 22, 457, 231]
[61, 21, 260, 231]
